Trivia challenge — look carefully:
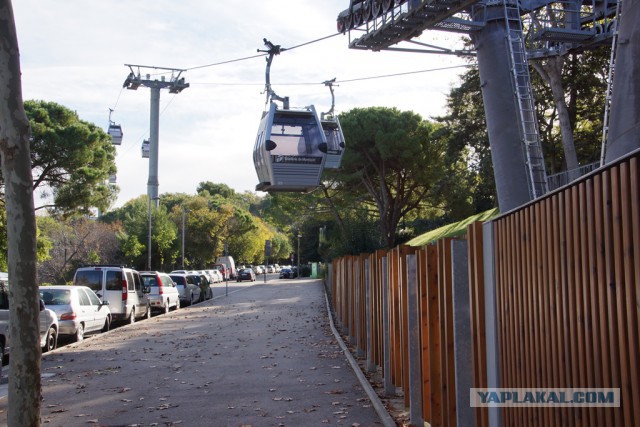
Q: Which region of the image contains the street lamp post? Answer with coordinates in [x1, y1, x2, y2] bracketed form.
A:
[297, 232, 302, 278]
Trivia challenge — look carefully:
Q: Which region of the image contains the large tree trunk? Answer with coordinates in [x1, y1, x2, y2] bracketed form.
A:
[532, 57, 580, 180]
[0, 1, 42, 426]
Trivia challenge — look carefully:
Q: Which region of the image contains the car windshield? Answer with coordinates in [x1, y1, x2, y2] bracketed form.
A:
[74, 270, 102, 292]
[170, 276, 185, 285]
[40, 289, 71, 305]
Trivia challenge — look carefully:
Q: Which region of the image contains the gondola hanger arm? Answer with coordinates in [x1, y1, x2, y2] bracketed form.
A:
[258, 38, 289, 109]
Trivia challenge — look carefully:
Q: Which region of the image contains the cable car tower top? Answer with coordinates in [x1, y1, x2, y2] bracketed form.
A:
[122, 64, 189, 205]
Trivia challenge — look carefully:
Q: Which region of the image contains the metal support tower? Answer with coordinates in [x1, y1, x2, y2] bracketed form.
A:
[501, 0, 548, 200]
[123, 65, 189, 206]
[600, 0, 622, 165]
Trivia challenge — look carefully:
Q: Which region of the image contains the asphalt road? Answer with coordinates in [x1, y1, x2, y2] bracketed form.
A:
[0, 277, 385, 426]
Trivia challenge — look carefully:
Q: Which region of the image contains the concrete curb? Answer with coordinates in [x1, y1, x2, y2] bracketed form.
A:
[324, 288, 396, 427]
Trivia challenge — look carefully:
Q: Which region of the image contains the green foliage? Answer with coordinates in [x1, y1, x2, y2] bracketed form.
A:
[334, 107, 449, 248]
[36, 216, 122, 285]
[22, 100, 118, 216]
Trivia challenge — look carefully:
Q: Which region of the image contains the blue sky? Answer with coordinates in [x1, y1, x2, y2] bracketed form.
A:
[13, 0, 470, 209]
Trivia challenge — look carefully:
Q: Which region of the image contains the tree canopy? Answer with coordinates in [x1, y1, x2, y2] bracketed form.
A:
[335, 107, 449, 248]
[22, 100, 118, 215]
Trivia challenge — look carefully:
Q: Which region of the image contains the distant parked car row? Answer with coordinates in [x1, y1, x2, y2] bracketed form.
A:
[0, 265, 223, 367]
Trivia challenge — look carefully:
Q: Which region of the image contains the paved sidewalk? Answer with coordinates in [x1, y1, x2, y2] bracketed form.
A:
[0, 279, 385, 426]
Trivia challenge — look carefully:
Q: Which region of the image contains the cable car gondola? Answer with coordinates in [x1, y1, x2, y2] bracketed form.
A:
[319, 78, 346, 170]
[253, 39, 327, 192]
[107, 108, 123, 145]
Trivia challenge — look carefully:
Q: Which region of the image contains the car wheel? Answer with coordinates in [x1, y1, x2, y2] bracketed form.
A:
[129, 308, 136, 324]
[75, 323, 85, 342]
[102, 316, 111, 332]
[163, 301, 170, 314]
[43, 326, 57, 352]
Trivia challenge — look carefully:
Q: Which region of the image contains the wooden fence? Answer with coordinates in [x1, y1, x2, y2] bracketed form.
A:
[327, 149, 639, 426]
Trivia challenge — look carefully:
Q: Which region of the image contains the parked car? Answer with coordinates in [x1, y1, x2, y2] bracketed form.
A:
[73, 265, 151, 324]
[169, 274, 201, 306]
[39, 285, 111, 342]
[279, 268, 297, 279]
[140, 272, 180, 314]
[213, 263, 230, 280]
[0, 279, 59, 358]
[189, 273, 212, 301]
[206, 269, 223, 283]
[236, 268, 256, 282]
[253, 265, 264, 275]
[200, 270, 217, 285]
[266, 265, 275, 274]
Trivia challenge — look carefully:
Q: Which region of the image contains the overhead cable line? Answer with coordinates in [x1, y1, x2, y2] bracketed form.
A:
[190, 64, 475, 87]
[336, 64, 474, 83]
[184, 32, 341, 72]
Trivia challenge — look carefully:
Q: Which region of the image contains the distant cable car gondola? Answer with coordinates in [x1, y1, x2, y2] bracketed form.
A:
[253, 39, 327, 192]
[107, 108, 123, 145]
[141, 139, 150, 158]
[319, 78, 346, 169]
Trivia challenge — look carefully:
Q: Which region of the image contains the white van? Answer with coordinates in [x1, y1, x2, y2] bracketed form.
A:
[73, 265, 151, 324]
[215, 256, 237, 279]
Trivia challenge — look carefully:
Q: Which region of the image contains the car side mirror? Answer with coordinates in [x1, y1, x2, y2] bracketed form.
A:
[143, 286, 151, 294]
[101, 300, 110, 306]
[39, 299, 45, 311]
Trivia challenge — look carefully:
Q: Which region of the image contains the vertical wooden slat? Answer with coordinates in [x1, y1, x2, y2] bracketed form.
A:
[544, 196, 562, 425]
[416, 247, 431, 422]
[523, 207, 538, 426]
[626, 158, 640, 426]
[437, 238, 456, 427]
[427, 244, 443, 426]
[593, 173, 615, 426]
[603, 169, 623, 426]
[579, 180, 597, 426]
[571, 184, 588, 426]
[611, 166, 633, 427]
[564, 187, 580, 425]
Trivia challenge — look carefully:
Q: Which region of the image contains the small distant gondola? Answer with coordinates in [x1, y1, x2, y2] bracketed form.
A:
[253, 39, 327, 192]
[319, 78, 345, 170]
[107, 108, 123, 145]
